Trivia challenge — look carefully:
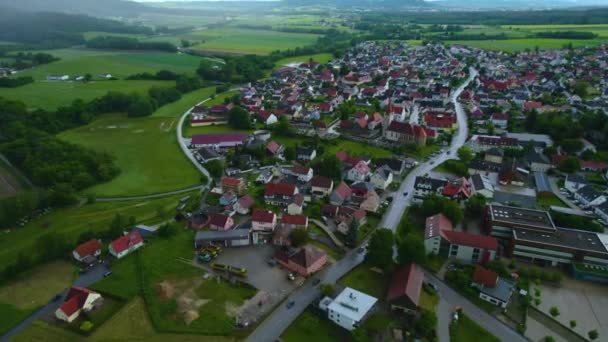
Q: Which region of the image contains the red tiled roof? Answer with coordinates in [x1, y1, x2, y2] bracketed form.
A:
[442, 178, 472, 198]
[425, 214, 453, 239]
[491, 112, 509, 120]
[386, 263, 424, 306]
[267, 140, 282, 154]
[265, 182, 296, 197]
[110, 231, 143, 254]
[289, 246, 326, 268]
[222, 177, 243, 187]
[311, 176, 333, 189]
[333, 182, 352, 200]
[442, 231, 498, 250]
[59, 287, 98, 317]
[282, 214, 308, 226]
[209, 213, 230, 228]
[387, 121, 427, 138]
[74, 239, 101, 258]
[524, 101, 543, 111]
[252, 209, 276, 223]
[473, 265, 498, 287]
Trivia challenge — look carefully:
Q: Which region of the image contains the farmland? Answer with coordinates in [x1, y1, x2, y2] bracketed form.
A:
[0, 192, 195, 272]
[58, 113, 201, 197]
[449, 38, 607, 52]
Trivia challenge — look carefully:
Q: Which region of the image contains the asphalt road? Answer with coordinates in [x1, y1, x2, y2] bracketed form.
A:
[0, 262, 109, 342]
[246, 68, 479, 342]
[176, 97, 213, 188]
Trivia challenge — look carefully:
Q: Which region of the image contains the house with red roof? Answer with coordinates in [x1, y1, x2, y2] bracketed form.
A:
[55, 287, 102, 323]
[336, 207, 367, 234]
[346, 160, 371, 183]
[251, 209, 277, 244]
[264, 182, 298, 207]
[273, 214, 309, 246]
[311, 176, 334, 197]
[234, 195, 254, 215]
[384, 121, 429, 147]
[284, 164, 314, 182]
[330, 182, 352, 206]
[387, 263, 424, 314]
[490, 112, 509, 129]
[442, 177, 472, 201]
[208, 213, 234, 231]
[73, 239, 102, 262]
[274, 246, 327, 276]
[258, 111, 278, 125]
[471, 265, 515, 308]
[424, 214, 497, 264]
[221, 177, 245, 194]
[109, 231, 144, 259]
[523, 101, 543, 111]
[423, 111, 457, 130]
[266, 140, 284, 157]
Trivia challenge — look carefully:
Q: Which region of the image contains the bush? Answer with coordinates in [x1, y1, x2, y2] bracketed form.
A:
[588, 330, 599, 340]
[549, 306, 560, 317]
[80, 320, 94, 332]
[570, 320, 577, 329]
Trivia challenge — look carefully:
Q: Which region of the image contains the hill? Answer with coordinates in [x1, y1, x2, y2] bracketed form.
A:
[0, 0, 147, 17]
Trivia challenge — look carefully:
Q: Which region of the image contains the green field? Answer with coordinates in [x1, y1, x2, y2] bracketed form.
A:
[58, 113, 200, 197]
[189, 28, 320, 55]
[0, 80, 171, 111]
[281, 309, 348, 342]
[508, 24, 608, 38]
[274, 53, 333, 67]
[450, 38, 607, 52]
[450, 314, 500, 342]
[339, 263, 390, 299]
[0, 192, 194, 272]
[152, 86, 216, 117]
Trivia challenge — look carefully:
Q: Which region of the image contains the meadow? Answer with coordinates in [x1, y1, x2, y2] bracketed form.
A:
[58, 113, 201, 197]
[0, 191, 195, 272]
[449, 38, 608, 52]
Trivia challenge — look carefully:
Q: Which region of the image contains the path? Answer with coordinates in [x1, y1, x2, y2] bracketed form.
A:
[309, 219, 346, 250]
[247, 67, 480, 342]
[95, 185, 204, 202]
[177, 97, 214, 188]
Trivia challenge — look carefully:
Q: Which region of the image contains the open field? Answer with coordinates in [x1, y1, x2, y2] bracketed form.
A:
[450, 313, 500, 342]
[183, 123, 253, 139]
[83, 31, 147, 40]
[12, 320, 82, 342]
[0, 80, 171, 111]
[274, 53, 333, 67]
[339, 263, 390, 299]
[152, 86, 216, 117]
[188, 28, 320, 55]
[449, 38, 608, 52]
[281, 309, 349, 342]
[58, 113, 200, 197]
[0, 192, 194, 273]
[508, 24, 608, 38]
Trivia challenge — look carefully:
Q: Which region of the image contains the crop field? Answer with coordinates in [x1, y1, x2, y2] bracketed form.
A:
[449, 38, 607, 52]
[188, 28, 320, 55]
[508, 24, 608, 38]
[58, 113, 201, 197]
[0, 80, 171, 111]
[82, 31, 147, 40]
[0, 192, 195, 272]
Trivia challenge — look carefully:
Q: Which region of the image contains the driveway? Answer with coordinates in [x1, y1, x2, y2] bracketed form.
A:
[0, 262, 110, 342]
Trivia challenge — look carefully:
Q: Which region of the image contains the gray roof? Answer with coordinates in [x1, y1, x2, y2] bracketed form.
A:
[479, 278, 514, 303]
[514, 227, 608, 255]
[195, 228, 250, 242]
[577, 185, 603, 202]
[566, 174, 586, 185]
[488, 204, 555, 231]
[494, 187, 537, 209]
[533, 172, 552, 193]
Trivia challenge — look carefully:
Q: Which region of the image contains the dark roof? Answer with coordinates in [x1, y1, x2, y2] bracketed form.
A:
[289, 246, 326, 268]
[311, 176, 333, 189]
[414, 176, 447, 191]
[252, 209, 276, 223]
[513, 227, 608, 255]
[577, 185, 603, 202]
[191, 133, 248, 145]
[209, 213, 230, 227]
[442, 231, 498, 250]
[533, 172, 552, 193]
[488, 204, 556, 232]
[386, 263, 424, 307]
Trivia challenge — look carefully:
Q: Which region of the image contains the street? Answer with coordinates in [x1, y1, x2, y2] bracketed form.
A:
[247, 68, 486, 342]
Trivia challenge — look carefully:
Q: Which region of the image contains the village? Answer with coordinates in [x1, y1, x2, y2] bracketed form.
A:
[19, 41, 608, 342]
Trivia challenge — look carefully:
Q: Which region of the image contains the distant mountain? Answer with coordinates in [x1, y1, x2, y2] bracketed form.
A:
[0, 0, 148, 17]
[426, 0, 608, 9]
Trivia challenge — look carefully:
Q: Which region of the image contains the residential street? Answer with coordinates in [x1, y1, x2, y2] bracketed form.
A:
[247, 68, 484, 342]
[0, 262, 110, 342]
[177, 97, 213, 188]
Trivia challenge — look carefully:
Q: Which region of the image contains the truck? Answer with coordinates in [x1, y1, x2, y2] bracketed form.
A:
[227, 266, 247, 277]
[198, 254, 212, 262]
[212, 263, 228, 271]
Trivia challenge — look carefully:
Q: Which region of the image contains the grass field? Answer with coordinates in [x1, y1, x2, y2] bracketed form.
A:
[0, 192, 194, 273]
[152, 86, 216, 117]
[450, 313, 500, 342]
[326, 139, 393, 159]
[273, 53, 333, 67]
[339, 263, 390, 299]
[537, 193, 567, 209]
[449, 38, 607, 52]
[508, 24, 608, 38]
[189, 28, 320, 55]
[183, 123, 253, 139]
[281, 309, 349, 342]
[58, 113, 200, 197]
[0, 303, 35, 337]
[12, 320, 82, 342]
[0, 80, 171, 111]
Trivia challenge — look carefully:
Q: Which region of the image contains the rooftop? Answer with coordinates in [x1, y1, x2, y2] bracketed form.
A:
[328, 287, 378, 322]
[479, 278, 515, 303]
[488, 204, 556, 232]
[513, 227, 608, 255]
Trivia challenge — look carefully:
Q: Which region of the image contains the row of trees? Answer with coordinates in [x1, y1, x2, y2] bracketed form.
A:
[86, 36, 177, 53]
[0, 52, 59, 71]
[0, 76, 34, 88]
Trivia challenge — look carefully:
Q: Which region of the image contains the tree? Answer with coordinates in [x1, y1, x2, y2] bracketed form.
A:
[365, 228, 394, 268]
[84, 73, 92, 83]
[414, 309, 437, 338]
[290, 228, 309, 247]
[397, 234, 426, 265]
[549, 306, 560, 317]
[457, 146, 474, 163]
[588, 330, 599, 340]
[127, 95, 155, 117]
[319, 283, 334, 297]
[228, 106, 252, 129]
[344, 220, 358, 247]
[204, 160, 224, 179]
[284, 146, 296, 161]
[158, 223, 176, 238]
[544, 337, 555, 342]
[300, 315, 320, 333]
[316, 155, 343, 181]
[465, 194, 487, 218]
[570, 320, 577, 329]
[419, 194, 464, 225]
[573, 80, 591, 98]
[558, 157, 580, 174]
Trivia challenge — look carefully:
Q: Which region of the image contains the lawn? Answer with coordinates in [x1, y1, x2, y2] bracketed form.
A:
[58, 113, 201, 197]
[152, 86, 216, 118]
[0, 80, 172, 111]
[0, 303, 35, 337]
[205, 90, 240, 107]
[189, 28, 320, 55]
[281, 309, 349, 342]
[12, 320, 83, 342]
[420, 287, 439, 312]
[339, 263, 390, 299]
[325, 139, 393, 159]
[450, 313, 500, 342]
[0, 192, 193, 273]
[274, 53, 333, 67]
[537, 193, 567, 209]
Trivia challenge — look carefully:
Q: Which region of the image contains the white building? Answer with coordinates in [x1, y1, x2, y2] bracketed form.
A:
[564, 174, 587, 193]
[326, 287, 377, 331]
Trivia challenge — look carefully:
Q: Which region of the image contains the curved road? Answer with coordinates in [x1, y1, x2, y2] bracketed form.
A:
[246, 68, 496, 342]
[177, 97, 214, 188]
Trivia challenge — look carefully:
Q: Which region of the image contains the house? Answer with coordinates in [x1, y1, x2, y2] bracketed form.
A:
[47, 75, 69, 81]
[485, 148, 504, 164]
[296, 147, 317, 161]
[471, 265, 515, 309]
[413, 176, 447, 201]
[285, 165, 314, 182]
[387, 263, 424, 314]
[267, 140, 284, 157]
[191, 133, 248, 149]
[336, 207, 367, 234]
[384, 121, 429, 147]
[526, 152, 551, 173]
[375, 158, 406, 176]
[490, 112, 509, 129]
[55, 287, 102, 323]
[73, 239, 102, 263]
[442, 177, 472, 201]
[330, 182, 352, 205]
[251, 209, 278, 244]
[265, 182, 298, 207]
[208, 213, 234, 231]
[370, 165, 393, 190]
[360, 190, 381, 213]
[423, 214, 497, 264]
[258, 111, 278, 125]
[109, 231, 144, 259]
[311, 176, 334, 197]
[326, 287, 378, 331]
[565, 174, 587, 193]
[273, 214, 308, 246]
[188, 213, 210, 230]
[575, 185, 606, 207]
[275, 246, 327, 276]
[347, 160, 371, 183]
[195, 228, 250, 248]
[256, 169, 274, 184]
[221, 177, 245, 194]
[287, 194, 305, 215]
[470, 174, 494, 199]
[219, 191, 237, 206]
[234, 195, 254, 215]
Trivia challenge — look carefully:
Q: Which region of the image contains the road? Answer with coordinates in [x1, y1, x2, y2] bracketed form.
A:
[247, 68, 480, 342]
[0, 263, 109, 342]
[177, 97, 213, 188]
[95, 185, 204, 202]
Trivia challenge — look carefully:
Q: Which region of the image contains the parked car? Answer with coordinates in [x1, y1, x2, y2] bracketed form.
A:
[287, 273, 296, 281]
[103, 270, 112, 278]
[426, 282, 439, 292]
[286, 300, 295, 309]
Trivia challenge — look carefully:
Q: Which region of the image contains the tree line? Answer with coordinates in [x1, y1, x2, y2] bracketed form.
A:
[86, 36, 177, 53]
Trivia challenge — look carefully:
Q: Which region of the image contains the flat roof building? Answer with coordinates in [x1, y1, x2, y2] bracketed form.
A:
[486, 204, 556, 239]
[327, 287, 377, 331]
